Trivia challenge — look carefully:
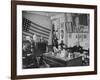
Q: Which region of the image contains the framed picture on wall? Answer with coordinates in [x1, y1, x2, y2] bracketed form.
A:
[11, 0, 97, 80]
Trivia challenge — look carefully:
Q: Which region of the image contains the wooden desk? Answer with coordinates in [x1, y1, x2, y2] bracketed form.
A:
[43, 53, 83, 67]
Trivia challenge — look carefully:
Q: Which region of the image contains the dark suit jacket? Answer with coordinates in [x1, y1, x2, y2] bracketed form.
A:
[32, 41, 41, 57]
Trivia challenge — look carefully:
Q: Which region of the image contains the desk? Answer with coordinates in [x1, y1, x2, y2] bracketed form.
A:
[43, 53, 83, 67]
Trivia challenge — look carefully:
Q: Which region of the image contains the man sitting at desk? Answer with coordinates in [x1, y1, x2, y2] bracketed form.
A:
[22, 36, 33, 68]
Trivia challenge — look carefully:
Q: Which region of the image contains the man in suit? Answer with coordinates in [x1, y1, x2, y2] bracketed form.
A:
[32, 34, 43, 68]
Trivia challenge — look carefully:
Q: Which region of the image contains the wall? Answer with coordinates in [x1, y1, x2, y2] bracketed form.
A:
[0, 0, 100, 80]
[51, 14, 66, 44]
[23, 11, 52, 30]
[22, 11, 52, 42]
[23, 11, 52, 44]
[51, 13, 89, 48]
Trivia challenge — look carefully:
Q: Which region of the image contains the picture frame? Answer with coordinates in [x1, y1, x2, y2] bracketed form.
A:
[11, 0, 97, 80]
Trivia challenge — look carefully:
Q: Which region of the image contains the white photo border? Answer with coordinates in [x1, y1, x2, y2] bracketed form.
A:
[17, 5, 95, 76]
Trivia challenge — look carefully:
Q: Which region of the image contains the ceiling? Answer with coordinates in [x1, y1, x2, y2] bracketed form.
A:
[24, 11, 63, 17]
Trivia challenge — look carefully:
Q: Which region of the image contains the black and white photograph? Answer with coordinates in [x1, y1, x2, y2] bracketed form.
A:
[11, 1, 97, 79]
[22, 11, 90, 69]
